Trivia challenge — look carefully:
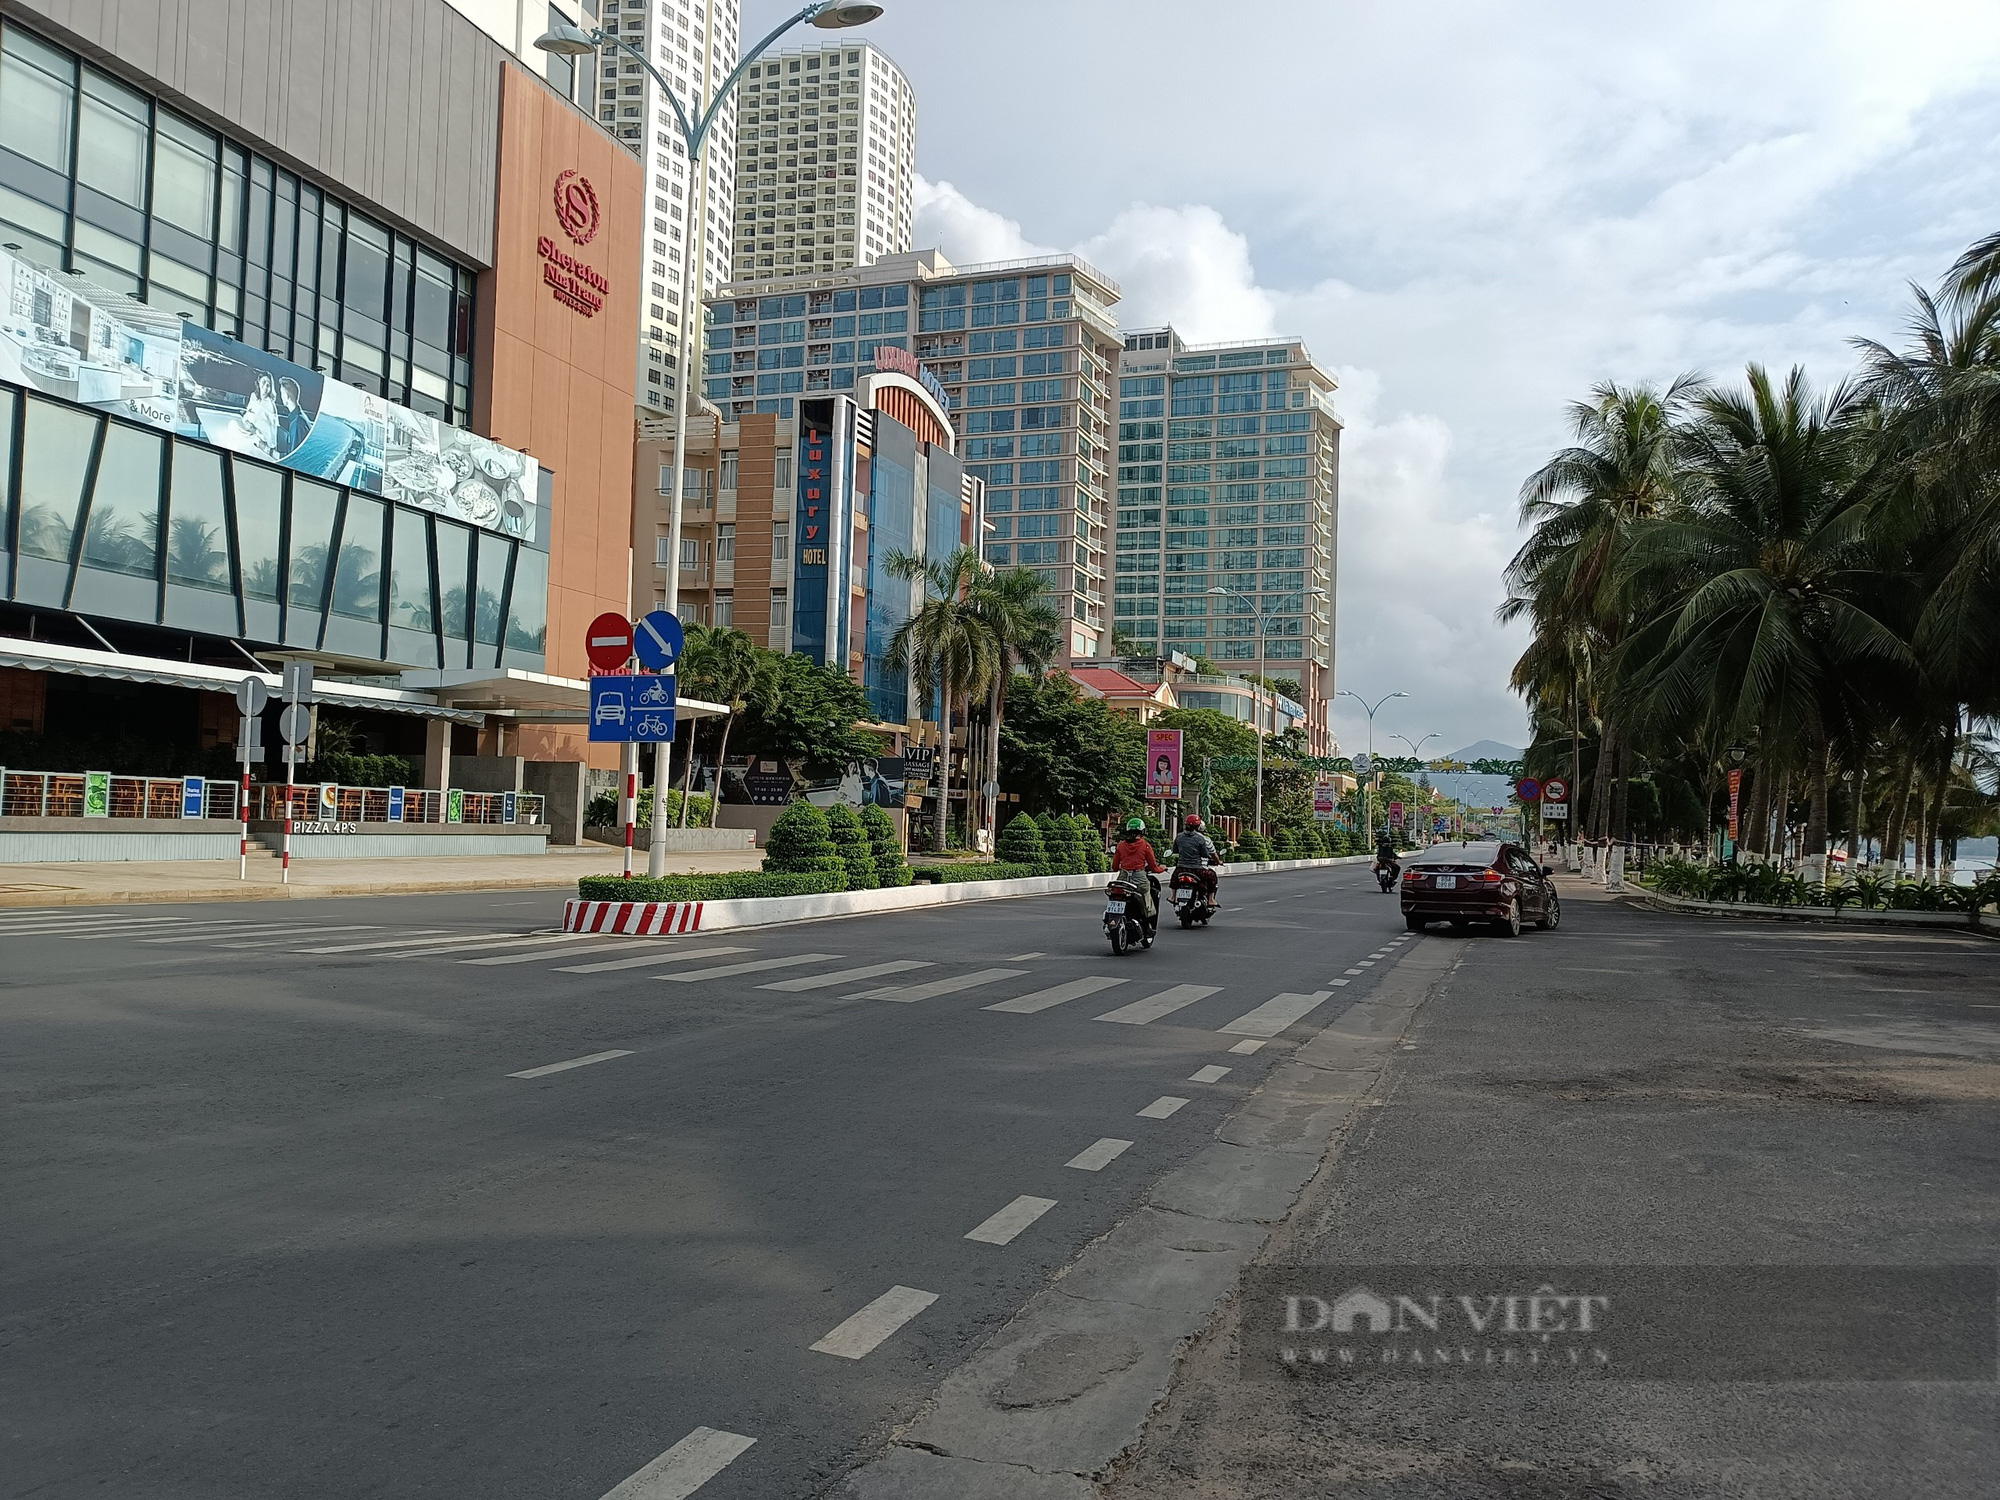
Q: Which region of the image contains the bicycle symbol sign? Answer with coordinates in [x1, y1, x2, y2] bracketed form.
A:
[589, 675, 676, 742]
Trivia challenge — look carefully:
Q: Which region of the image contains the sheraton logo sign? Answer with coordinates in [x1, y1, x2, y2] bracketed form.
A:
[538, 236, 608, 317]
[553, 170, 601, 245]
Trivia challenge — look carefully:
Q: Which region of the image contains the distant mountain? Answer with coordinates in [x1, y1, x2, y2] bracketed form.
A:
[1448, 740, 1522, 763]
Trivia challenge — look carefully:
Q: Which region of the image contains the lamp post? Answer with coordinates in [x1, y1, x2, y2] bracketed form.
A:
[1209, 585, 1324, 834]
[1335, 688, 1406, 842]
[539, 2, 883, 878]
[1392, 733, 1439, 845]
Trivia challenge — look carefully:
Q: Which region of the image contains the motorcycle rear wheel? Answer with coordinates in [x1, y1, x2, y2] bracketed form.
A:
[1109, 922, 1128, 956]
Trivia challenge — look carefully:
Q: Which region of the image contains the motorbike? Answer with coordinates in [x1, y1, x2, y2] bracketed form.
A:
[1168, 866, 1218, 927]
[1374, 858, 1399, 893]
[1104, 871, 1156, 955]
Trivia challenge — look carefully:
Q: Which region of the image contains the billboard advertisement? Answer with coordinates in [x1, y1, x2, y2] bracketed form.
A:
[1313, 778, 1338, 821]
[1145, 729, 1183, 800]
[0, 247, 537, 541]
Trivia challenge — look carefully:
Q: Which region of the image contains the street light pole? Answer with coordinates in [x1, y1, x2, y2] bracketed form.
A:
[539, 3, 883, 881]
[1335, 688, 1406, 843]
[1211, 585, 1322, 835]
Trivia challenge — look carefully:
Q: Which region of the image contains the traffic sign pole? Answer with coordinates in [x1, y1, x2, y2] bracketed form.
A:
[622, 743, 637, 879]
[234, 676, 270, 882]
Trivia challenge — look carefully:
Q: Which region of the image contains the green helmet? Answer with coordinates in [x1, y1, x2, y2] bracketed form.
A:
[1124, 816, 1146, 832]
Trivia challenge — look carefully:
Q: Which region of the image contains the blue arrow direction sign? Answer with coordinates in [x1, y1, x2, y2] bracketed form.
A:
[633, 609, 685, 671]
[589, 674, 677, 742]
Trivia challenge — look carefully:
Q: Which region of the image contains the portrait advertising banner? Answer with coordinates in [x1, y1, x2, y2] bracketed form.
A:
[0, 247, 538, 542]
[1146, 729, 1184, 800]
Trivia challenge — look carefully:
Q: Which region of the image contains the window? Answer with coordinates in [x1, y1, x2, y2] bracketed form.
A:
[720, 452, 739, 489]
[656, 535, 673, 565]
[775, 450, 792, 488]
[716, 523, 735, 562]
[770, 586, 788, 640]
[714, 590, 734, 627]
[773, 520, 789, 558]
[681, 537, 699, 570]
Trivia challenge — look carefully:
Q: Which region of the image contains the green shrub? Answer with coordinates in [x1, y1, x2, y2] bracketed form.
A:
[1059, 813, 1093, 874]
[1238, 830, 1272, 861]
[762, 800, 843, 876]
[1302, 825, 1330, 859]
[1032, 812, 1079, 874]
[860, 803, 910, 887]
[1070, 813, 1108, 873]
[1271, 826, 1300, 859]
[825, 803, 877, 891]
[997, 811, 1048, 869]
[578, 870, 844, 902]
[316, 751, 417, 787]
[586, 786, 714, 829]
[909, 860, 1045, 884]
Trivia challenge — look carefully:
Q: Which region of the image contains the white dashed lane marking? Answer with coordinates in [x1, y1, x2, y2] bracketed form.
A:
[1188, 1064, 1232, 1084]
[1066, 1138, 1134, 1171]
[508, 1049, 634, 1079]
[1229, 1038, 1267, 1054]
[596, 1426, 756, 1500]
[964, 1195, 1058, 1245]
[1136, 1096, 1189, 1119]
[810, 1286, 939, 1359]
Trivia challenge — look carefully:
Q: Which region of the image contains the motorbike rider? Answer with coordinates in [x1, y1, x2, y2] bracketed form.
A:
[1374, 831, 1401, 883]
[1110, 816, 1166, 932]
[1170, 815, 1222, 904]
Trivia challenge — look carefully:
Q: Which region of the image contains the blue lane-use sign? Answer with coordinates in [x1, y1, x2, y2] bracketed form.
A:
[633, 609, 685, 671]
[589, 674, 677, 742]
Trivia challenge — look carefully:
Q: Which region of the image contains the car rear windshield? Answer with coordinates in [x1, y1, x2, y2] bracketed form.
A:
[1410, 843, 1501, 867]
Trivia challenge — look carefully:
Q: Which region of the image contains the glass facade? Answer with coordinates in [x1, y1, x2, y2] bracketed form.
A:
[703, 282, 911, 420]
[0, 20, 477, 427]
[1112, 333, 1334, 668]
[0, 382, 547, 671]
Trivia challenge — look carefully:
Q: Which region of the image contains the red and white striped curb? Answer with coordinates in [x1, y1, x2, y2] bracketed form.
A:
[562, 898, 705, 934]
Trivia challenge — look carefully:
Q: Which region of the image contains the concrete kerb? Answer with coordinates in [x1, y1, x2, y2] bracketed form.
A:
[1625, 885, 1990, 933]
[564, 855, 1382, 937]
[834, 928, 1456, 1498]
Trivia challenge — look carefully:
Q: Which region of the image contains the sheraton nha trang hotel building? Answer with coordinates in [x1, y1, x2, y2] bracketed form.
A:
[0, 0, 692, 856]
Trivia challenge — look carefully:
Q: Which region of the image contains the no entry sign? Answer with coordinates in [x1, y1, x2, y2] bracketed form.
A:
[585, 612, 634, 671]
[1543, 777, 1569, 803]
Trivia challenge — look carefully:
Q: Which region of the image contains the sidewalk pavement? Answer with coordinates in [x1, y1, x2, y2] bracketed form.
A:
[0, 846, 764, 907]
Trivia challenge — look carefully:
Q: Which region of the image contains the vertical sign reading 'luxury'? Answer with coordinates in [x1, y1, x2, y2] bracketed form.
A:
[793, 414, 830, 660]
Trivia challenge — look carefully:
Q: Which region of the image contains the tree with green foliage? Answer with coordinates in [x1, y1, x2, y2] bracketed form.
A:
[677, 624, 773, 826]
[998, 671, 1146, 817]
[736, 650, 881, 773]
[967, 564, 1062, 842]
[859, 803, 912, 886]
[762, 800, 842, 876]
[824, 803, 877, 890]
[997, 811, 1048, 869]
[1147, 707, 1257, 819]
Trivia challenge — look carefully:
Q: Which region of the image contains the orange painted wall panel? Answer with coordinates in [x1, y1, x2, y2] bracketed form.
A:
[474, 66, 643, 765]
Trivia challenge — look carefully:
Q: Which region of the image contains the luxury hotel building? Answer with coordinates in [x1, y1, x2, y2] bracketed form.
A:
[663, 249, 1121, 660]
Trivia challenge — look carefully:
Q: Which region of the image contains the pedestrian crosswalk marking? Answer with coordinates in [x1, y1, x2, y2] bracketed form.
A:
[1093, 984, 1221, 1025]
[389, 932, 600, 960]
[1217, 990, 1334, 1038]
[152, 924, 377, 945]
[295, 931, 457, 953]
[760, 960, 930, 992]
[555, 944, 750, 974]
[658, 954, 840, 983]
[984, 976, 1128, 1014]
[853, 967, 1027, 1002]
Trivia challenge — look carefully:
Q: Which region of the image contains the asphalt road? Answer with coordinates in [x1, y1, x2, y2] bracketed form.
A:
[1, 864, 1419, 1499]
[1107, 884, 2000, 1499]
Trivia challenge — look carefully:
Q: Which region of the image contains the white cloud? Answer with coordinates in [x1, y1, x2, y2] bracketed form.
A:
[912, 177, 1051, 266]
[1078, 206, 1276, 342]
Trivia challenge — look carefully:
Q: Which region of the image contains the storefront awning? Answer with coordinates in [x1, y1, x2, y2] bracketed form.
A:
[397, 667, 729, 725]
[0, 636, 487, 723]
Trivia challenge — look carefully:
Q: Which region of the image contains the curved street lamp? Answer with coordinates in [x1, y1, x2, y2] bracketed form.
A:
[1207, 585, 1325, 833]
[1335, 689, 1405, 841]
[540, 2, 885, 877]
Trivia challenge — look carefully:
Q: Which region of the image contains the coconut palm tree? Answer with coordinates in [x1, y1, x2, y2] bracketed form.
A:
[1503, 376, 1701, 840]
[1616, 364, 1912, 869]
[886, 545, 997, 852]
[966, 564, 1062, 843]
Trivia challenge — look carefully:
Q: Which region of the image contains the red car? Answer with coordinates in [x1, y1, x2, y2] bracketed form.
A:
[1399, 840, 1560, 935]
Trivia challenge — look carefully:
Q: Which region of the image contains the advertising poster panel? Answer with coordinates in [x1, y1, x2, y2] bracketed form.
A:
[1313, 778, 1338, 821]
[0, 247, 537, 541]
[1146, 729, 1184, 800]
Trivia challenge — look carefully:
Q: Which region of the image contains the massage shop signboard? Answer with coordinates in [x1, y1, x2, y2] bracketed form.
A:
[0, 247, 540, 542]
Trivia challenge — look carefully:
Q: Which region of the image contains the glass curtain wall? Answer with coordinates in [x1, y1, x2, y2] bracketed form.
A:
[0, 385, 545, 672]
[0, 20, 476, 426]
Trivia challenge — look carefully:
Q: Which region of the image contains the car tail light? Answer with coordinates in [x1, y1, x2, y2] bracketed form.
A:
[1479, 869, 1503, 883]
[1402, 867, 1419, 881]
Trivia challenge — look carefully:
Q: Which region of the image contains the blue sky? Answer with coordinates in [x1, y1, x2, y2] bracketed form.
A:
[744, 0, 2000, 752]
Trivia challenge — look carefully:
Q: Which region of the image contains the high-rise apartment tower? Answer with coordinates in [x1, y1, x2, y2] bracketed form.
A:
[590, 0, 741, 414]
[730, 41, 914, 283]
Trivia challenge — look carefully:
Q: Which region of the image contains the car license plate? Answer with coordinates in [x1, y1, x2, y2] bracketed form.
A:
[1105, 899, 1126, 914]
[1434, 875, 1457, 889]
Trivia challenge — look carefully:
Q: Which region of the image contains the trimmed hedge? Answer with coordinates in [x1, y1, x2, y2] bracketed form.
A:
[860, 803, 912, 887]
[825, 803, 878, 891]
[764, 800, 843, 876]
[578, 871, 845, 902]
[997, 811, 1047, 867]
[910, 860, 1046, 884]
